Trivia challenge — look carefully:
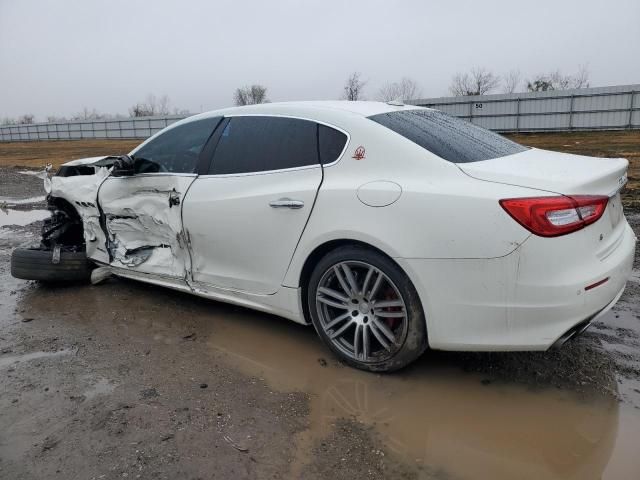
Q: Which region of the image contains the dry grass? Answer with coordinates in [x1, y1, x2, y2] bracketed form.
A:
[505, 130, 640, 208]
[0, 131, 639, 205]
[0, 139, 140, 169]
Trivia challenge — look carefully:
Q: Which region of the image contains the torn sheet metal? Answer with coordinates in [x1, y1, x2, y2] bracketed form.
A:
[90, 266, 113, 285]
[44, 156, 194, 280]
[97, 176, 195, 278]
[46, 159, 111, 263]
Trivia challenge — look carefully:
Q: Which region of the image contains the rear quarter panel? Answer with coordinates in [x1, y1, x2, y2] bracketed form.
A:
[283, 119, 539, 288]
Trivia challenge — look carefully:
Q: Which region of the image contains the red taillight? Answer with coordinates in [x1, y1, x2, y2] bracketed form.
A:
[499, 195, 608, 237]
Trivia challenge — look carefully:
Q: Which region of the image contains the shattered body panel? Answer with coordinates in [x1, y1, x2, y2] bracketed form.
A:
[97, 175, 194, 278]
[45, 157, 193, 280]
[45, 157, 111, 262]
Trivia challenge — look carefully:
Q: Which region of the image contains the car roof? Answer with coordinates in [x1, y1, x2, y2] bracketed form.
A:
[188, 100, 425, 124]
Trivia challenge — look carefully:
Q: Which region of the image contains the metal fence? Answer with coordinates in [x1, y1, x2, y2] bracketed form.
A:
[0, 115, 189, 142]
[2, 84, 639, 142]
[408, 84, 640, 133]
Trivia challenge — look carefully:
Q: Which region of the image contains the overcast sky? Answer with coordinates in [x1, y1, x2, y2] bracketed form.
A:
[1, 0, 639, 120]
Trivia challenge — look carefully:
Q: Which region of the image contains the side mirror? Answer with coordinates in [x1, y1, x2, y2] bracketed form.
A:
[110, 155, 135, 177]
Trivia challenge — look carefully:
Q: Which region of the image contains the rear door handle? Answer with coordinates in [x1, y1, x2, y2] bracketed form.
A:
[269, 198, 304, 209]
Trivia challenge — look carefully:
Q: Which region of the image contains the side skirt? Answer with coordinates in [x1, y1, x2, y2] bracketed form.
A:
[107, 266, 305, 324]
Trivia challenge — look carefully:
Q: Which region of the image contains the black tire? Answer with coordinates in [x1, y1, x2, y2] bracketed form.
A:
[11, 248, 93, 283]
[307, 245, 427, 372]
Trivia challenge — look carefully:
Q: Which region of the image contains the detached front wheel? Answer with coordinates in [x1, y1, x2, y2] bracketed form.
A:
[308, 246, 427, 372]
[11, 247, 93, 283]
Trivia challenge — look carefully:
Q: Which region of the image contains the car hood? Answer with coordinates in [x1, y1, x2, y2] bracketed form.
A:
[61, 156, 110, 167]
[458, 148, 628, 196]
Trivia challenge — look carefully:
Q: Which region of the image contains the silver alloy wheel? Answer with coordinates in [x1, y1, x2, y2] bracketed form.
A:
[315, 260, 409, 364]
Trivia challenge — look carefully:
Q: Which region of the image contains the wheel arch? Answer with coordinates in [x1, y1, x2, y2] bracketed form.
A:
[41, 194, 86, 249]
[296, 238, 407, 325]
[48, 195, 81, 218]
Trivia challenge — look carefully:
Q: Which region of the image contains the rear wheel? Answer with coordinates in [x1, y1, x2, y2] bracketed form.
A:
[307, 246, 427, 372]
[11, 247, 93, 283]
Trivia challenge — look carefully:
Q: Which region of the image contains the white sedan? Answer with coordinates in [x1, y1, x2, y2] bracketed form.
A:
[11, 101, 636, 371]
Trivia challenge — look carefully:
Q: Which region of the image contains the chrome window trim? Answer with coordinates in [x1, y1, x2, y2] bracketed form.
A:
[198, 163, 321, 179]
[107, 173, 198, 178]
[199, 113, 351, 178]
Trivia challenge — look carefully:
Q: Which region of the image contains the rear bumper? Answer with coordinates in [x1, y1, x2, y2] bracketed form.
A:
[550, 285, 625, 349]
[397, 221, 636, 351]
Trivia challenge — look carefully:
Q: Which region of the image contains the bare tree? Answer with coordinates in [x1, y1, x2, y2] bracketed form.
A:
[234, 85, 269, 106]
[17, 114, 35, 124]
[129, 102, 153, 117]
[145, 94, 158, 114]
[377, 77, 422, 102]
[546, 71, 574, 90]
[527, 65, 590, 92]
[129, 94, 156, 117]
[71, 107, 102, 121]
[502, 70, 522, 94]
[526, 77, 554, 92]
[1, 117, 17, 125]
[46, 115, 68, 123]
[157, 94, 171, 115]
[129, 94, 175, 117]
[570, 64, 590, 89]
[342, 72, 366, 101]
[450, 67, 500, 96]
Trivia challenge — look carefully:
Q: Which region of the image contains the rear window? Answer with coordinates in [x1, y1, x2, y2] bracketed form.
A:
[368, 109, 527, 163]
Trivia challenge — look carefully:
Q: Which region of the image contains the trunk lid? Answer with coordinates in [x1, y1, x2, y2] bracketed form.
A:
[458, 148, 628, 196]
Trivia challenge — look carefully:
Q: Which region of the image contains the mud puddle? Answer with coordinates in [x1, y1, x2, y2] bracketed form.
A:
[0, 195, 46, 206]
[0, 208, 49, 227]
[205, 308, 640, 479]
[82, 377, 116, 399]
[0, 348, 72, 368]
[17, 170, 46, 179]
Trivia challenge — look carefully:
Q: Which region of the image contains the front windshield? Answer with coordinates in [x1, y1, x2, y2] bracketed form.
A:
[131, 117, 221, 173]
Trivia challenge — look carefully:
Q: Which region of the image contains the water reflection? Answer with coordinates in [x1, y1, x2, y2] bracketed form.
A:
[207, 309, 620, 480]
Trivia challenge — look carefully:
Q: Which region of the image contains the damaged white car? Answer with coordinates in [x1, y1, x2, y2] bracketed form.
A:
[11, 101, 636, 371]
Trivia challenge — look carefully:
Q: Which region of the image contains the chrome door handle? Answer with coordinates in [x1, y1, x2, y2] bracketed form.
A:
[269, 198, 304, 209]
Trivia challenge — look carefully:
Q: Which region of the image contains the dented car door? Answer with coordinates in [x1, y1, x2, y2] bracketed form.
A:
[183, 115, 324, 295]
[98, 175, 195, 278]
[97, 117, 221, 281]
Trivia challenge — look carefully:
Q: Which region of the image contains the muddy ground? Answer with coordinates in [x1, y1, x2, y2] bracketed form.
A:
[1, 139, 640, 479]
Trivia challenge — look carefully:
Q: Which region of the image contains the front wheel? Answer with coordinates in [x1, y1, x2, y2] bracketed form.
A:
[307, 246, 427, 372]
[11, 247, 93, 282]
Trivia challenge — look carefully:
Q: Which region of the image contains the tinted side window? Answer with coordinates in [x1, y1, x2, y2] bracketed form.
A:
[132, 117, 221, 173]
[368, 109, 527, 163]
[210, 116, 318, 174]
[318, 125, 348, 164]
